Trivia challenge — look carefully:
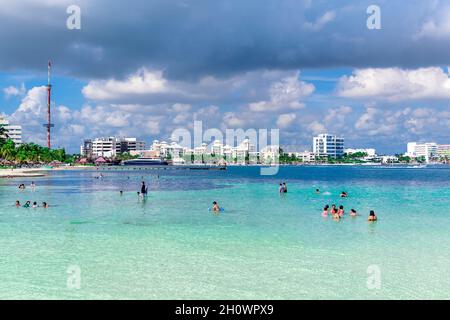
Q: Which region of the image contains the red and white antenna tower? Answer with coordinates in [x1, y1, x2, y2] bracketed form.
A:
[43, 60, 54, 149]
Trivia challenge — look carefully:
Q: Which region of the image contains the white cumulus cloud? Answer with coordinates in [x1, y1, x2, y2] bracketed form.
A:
[338, 67, 450, 101]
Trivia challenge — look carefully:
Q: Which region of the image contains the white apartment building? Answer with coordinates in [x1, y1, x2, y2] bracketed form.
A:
[233, 139, 257, 164]
[406, 142, 438, 162]
[438, 145, 450, 157]
[81, 137, 146, 158]
[210, 140, 234, 159]
[91, 137, 116, 158]
[295, 151, 316, 163]
[0, 116, 22, 145]
[150, 140, 184, 158]
[313, 134, 344, 158]
[260, 145, 280, 164]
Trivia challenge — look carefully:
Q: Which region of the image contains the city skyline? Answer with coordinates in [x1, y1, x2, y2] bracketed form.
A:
[1, 1, 450, 154]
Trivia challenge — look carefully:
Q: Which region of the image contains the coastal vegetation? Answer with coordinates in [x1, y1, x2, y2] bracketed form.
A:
[0, 125, 75, 165]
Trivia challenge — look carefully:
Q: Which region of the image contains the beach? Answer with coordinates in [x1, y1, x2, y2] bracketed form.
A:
[0, 165, 449, 299]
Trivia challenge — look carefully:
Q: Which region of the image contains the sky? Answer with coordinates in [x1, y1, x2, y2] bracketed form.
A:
[0, 0, 449, 154]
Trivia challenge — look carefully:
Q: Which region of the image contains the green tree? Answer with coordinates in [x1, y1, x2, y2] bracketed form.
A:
[0, 124, 9, 147]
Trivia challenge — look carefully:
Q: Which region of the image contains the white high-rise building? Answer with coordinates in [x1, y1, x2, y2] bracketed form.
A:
[0, 116, 22, 146]
[313, 134, 344, 158]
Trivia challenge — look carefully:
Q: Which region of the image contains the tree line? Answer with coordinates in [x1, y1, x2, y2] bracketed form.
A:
[0, 125, 74, 164]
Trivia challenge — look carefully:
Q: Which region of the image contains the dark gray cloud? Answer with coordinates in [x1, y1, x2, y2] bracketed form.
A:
[1, 0, 450, 80]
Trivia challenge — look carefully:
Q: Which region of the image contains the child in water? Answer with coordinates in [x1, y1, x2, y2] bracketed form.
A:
[322, 205, 329, 217]
[338, 205, 345, 217]
[23, 201, 31, 208]
[368, 210, 378, 222]
[15, 200, 21, 208]
[350, 209, 357, 217]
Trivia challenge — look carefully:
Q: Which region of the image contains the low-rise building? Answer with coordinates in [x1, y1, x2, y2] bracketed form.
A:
[344, 148, 377, 157]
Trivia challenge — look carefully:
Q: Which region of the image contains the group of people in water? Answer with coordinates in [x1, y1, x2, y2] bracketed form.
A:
[315, 188, 377, 221]
[18, 182, 36, 191]
[16, 200, 49, 209]
[321, 202, 377, 222]
[15, 182, 49, 208]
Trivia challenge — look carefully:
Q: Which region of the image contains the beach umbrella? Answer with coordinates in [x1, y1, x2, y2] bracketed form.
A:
[95, 157, 107, 164]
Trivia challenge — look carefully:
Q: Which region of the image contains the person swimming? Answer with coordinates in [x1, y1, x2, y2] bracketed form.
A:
[316, 189, 321, 194]
[338, 205, 345, 217]
[120, 190, 123, 196]
[15, 200, 21, 208]
[23, 201, 31, 208]
[322, 205, 329, 217]
[368, 210, 378, 222]
[350, 209, 357, 217]
[32, 202, 38, 208]
[19, 184, 26, 190]
[340, 191, 348, 198]
[42, 202, 49, 208]
[212, 201, 220, 213]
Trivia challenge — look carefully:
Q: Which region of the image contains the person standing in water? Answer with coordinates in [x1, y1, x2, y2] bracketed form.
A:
[140, 181, 148, 196]
[283, 182, 287, 193]
[322, 205, 329, 217]
[338, 205, 345, 217]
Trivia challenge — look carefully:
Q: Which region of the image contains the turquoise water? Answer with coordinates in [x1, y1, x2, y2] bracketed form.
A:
[0, 166, 449, 299]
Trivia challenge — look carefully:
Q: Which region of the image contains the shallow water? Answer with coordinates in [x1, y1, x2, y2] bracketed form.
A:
[0, 166, 449, 299]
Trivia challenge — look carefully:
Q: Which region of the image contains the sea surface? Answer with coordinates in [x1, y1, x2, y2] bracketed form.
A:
[0, 165, 449, 299]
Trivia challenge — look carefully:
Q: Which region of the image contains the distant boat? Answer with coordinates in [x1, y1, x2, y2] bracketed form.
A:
[122, 158, 169, 166]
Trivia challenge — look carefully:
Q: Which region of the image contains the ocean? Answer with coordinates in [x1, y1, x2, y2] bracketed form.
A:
[0, 165, 449, 299]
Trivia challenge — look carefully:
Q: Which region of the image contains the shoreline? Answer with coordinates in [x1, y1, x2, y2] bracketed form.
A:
[0, 168, 49, 178]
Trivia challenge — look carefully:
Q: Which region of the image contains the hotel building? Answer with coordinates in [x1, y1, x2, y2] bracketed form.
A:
[0, 116, 22, 146]
[406, 142, 438, 161]
[438, 145, 450, 157]
[81, 137, 146, 158]
[313, 134, 344, 158]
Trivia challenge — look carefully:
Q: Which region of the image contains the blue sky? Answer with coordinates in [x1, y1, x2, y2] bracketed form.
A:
[1, 0, 450, 153]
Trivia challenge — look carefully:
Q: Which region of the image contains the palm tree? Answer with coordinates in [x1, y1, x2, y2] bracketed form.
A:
[0, 124, 9, 146]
